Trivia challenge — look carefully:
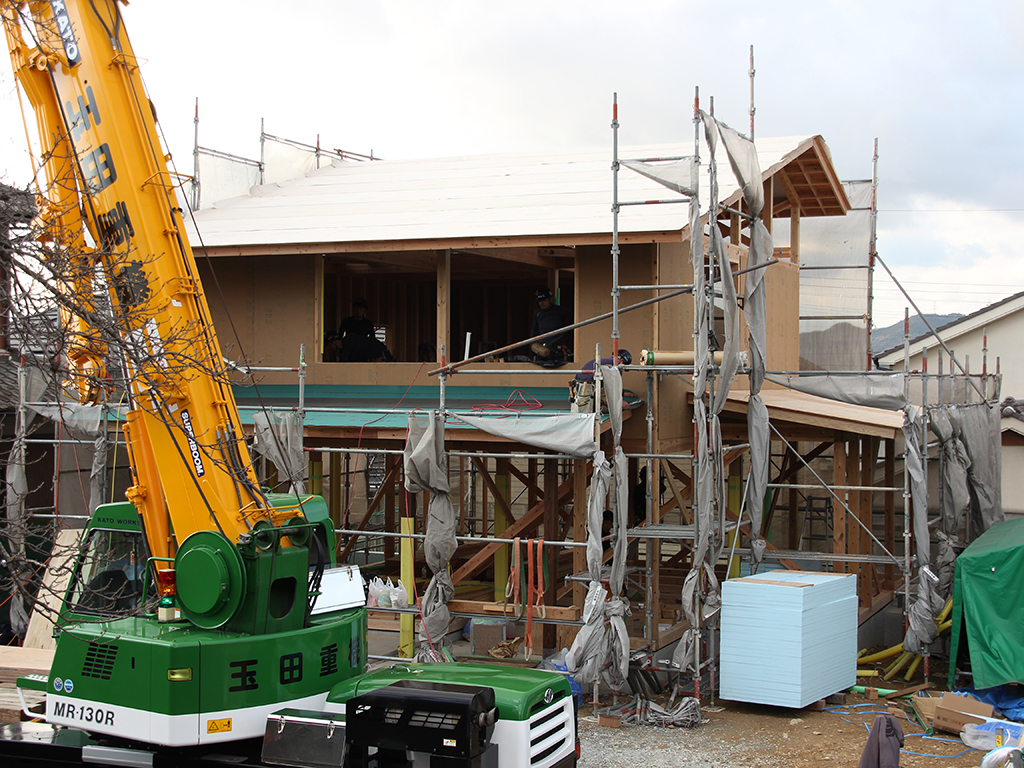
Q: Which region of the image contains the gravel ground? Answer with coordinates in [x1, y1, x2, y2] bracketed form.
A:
[578, 707, 782, 768]
[574, 694, 985, 768]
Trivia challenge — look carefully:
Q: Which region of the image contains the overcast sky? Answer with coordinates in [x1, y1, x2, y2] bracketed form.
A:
[1, 0, 1021, 328]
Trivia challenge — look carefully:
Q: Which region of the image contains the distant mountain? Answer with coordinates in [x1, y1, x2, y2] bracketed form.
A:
[871, 314, 963, 357]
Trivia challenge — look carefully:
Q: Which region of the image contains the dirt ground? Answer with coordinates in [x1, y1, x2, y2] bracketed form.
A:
[577, 689, 983, 768]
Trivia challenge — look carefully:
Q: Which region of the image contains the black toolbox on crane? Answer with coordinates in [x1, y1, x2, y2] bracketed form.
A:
[346, 679, 499, 768]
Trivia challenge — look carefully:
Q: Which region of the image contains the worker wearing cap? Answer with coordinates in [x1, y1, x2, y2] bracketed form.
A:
[530, 287, 572, 361]
[339, 297, 374, 340]
[337, 298, 394, 362]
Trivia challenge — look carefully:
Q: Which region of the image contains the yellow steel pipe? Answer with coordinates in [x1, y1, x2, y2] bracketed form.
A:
[884, 652, 914, 681]
[399, 517, 415, 658]
[861, 644, 904, 665]
[937, 597, 954, 625]
[904, 654, 923, 681]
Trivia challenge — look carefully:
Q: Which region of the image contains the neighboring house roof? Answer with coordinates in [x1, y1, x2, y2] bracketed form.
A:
[0, 352, 18, 410]
[188, 136, 847, 256]
[877, 290, 1024, 363]
[1002, 398, 1024, 436]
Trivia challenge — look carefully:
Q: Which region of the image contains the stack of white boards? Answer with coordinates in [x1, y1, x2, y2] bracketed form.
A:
[719, 570, 857, 708]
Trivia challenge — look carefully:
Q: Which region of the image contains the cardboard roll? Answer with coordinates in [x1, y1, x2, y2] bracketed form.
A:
[640, 349, 724, 365]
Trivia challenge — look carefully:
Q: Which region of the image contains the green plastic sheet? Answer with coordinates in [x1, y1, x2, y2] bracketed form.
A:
[949, 517, 1024, 689]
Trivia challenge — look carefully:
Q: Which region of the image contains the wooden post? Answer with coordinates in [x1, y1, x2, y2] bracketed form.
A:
[481, 457, 489, 541]
[849, 438, 862, 592]
[564, 459, 588, 650]
[790, 203, 801, 265]
[436, 249, 451, 366]
[543, 458, 558, 656]
[727, 462, 742, 578]
[385, 454, 397, 561]
[493, 457, 510, 603]
[528, 458, 539, 514]
[862, 436, 879, 604]
[309, 451, 323, 496]
[329, 451, 342, 530]
[458, 457, 467, 536]
[833, 437, 847, 572]
[787, 442, 799, 549]
[884, 438, 895, 590]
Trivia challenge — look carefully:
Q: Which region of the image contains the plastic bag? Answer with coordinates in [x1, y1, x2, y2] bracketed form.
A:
[964, 723, 1023, 751]
[980, 746, 1023, 768]
[365, 577, 408, 609]
[366, 577, 386, 607]
[539, 648, 583, 702]
[389, 579, 409, 609]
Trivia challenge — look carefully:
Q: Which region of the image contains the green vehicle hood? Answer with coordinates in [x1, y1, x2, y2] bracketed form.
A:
[329, 662, 571, 721]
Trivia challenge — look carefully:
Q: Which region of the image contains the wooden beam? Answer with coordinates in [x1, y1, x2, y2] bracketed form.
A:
[450, 473, 576, 584]
[448, 599, 580, 622]
[339, 458, 403, 563]
[456, 247, 564, 270]
[472, 457, 514, 529]
[509, 461, 542, 500]
[660, 457, 692, 525]
[326, 250, 440, 272]
[196, 230, 689, 259]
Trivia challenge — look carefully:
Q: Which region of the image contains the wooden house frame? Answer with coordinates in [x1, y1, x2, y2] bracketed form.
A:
[185, 135, 904, 654]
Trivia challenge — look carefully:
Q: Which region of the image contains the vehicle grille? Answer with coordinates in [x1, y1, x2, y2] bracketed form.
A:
[529, 697, 574, 767]
[82, 642, 118, 680]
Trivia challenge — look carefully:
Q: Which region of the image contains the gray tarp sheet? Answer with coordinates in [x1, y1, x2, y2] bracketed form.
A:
[716, 117, 764, 216]
[957, 403, 1003, 533]
[766, 372, 908, 411]
[451, 413, 598, 459]
[407, 375, 629, 680]
[252, 411, 307, 495]
[566, 366, 630, 688]
[6, 368, 48, 637]
[904, 407, 930, 570]
[764, 374, 1003, 656]
[404, 412, 457, 653]
[621, 158, 696, 198]
[26, 401, 106, 516]
[904, 565, 945, 655]
[710, 113, 772, 564]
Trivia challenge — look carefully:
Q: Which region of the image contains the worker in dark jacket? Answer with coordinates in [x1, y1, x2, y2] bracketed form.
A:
[530, 287, 572, 362]
[337, 298, 394, 362]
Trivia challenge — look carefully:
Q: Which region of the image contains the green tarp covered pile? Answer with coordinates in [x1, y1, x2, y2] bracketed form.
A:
[949, 517, 1024, 688]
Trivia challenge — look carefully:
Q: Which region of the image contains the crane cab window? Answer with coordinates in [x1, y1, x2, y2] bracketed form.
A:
[66, 529, 150, 617]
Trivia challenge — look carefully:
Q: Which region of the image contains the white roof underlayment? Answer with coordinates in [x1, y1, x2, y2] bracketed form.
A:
[185, 136, 820, 250]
